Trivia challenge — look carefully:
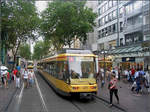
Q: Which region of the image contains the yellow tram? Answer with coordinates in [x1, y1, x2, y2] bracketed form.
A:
[27, 61, 34, 69]
[37, 49, 98, 98]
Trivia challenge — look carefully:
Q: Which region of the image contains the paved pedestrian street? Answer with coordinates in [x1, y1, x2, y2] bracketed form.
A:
[0, 71, 126, 112]
[97, 79, 150, 112]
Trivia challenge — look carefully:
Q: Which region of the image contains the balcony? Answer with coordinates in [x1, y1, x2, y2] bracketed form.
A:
[125, 8, 142, 19]
[123, 23, 143, 34]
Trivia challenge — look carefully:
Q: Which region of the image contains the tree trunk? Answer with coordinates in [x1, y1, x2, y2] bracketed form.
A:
[12, 40, 21, 69]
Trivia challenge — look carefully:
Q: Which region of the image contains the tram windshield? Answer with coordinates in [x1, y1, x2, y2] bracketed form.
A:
[28, 62, 33, 66]
[68, 56, 96, 79]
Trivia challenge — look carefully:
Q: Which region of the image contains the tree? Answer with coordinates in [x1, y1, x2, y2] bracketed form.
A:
[19, 43, 31, 60]
[32, 41, 50, 60]
[40, 0, 97, 50]
[1, 0, 40, 66]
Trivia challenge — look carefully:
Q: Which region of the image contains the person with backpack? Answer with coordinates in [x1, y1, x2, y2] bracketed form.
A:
[16, 71, 21, 88]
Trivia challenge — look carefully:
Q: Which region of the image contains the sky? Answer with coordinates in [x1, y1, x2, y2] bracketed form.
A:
[31, 1, 48, 53]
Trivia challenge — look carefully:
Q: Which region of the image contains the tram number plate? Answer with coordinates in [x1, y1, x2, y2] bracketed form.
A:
[83, 86, 88, 89]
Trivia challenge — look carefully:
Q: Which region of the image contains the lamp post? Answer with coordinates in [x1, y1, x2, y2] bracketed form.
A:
[101, 50, 107, 83]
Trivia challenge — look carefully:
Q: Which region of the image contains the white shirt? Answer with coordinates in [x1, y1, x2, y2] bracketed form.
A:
[24, 71, 28, 79]
[134, 71, 139, 78]
[145, 72, 150, 83]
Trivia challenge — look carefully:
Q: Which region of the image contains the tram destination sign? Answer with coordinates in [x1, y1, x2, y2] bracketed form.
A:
[122, 57, 135, 62]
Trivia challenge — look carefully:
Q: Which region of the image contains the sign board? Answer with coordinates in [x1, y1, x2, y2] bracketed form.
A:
[122, 57, 135, 62]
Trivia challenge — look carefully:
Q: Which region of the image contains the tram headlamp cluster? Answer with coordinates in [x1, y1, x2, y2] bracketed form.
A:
[90, 86, 96, 89]
[72, 87, 79, 90]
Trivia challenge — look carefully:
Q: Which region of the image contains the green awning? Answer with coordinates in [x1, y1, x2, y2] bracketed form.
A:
[108, 45, 143, 54]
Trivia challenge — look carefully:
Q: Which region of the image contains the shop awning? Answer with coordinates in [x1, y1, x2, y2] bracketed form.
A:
[108, 45, 143, 54]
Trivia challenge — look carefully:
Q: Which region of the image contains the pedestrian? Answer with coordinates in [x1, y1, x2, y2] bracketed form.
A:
[100, 68, 105, 88]
[16, 71, 21, 88]
[28, 70, 34, 87]
[1, 70, 8, 88]
[23, 68, 29, 88]
[145, 70, 150, 93]
[13, 68, 18, 81]
[108, 73, 119, 107]
[134, 69, 141, 95]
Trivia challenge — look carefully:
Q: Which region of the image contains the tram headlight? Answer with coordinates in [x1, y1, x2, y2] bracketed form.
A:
[72, 87, 79, 90]
[90, 86, 96, 89]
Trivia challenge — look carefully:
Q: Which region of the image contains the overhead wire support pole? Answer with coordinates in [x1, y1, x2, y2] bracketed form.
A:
[117, 0, 120, 47]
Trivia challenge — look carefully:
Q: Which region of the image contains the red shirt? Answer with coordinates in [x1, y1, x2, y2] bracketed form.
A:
[13, 69, 18, 76]
[131, 69, 135, 76]
[7, 72, 10, 79]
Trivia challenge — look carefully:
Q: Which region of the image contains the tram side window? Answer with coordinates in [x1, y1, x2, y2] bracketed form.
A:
[49, 63, 53, 75]
[57, 62, 64, 80]
[53, 62, 58, 78]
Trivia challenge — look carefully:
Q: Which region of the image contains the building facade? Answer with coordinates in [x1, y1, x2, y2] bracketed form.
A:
[84, 0, 150, 70]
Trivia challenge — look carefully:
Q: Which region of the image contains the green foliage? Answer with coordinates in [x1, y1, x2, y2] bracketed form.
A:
[40, 0, 97, 50]
[19, 43, 31, 60]
[1, 0, 40, 64]
[32, 41, 50, 60]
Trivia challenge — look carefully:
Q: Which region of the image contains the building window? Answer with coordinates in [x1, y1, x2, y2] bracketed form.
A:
[98, 19, 101, 27]
[105, 15, 108, 23]
[112, 10, 117, 19]
[105, 27, 108, 36]
[108, 12, 113, 21]
[125, 3, 133, 14]
[120, 22, 123, 32]
[98, 0, 103, 5]
[99, 43, 104, 50]
[98, 8, 101, 16]
[113, 24, 117, 33]
[102, 17, 105, 25]
[98, 30, 102, 39]
[119, 7, 124, 17]
[113, 0, 117, 6]
[108, 26, 112, 35]
[108, 0, 113, 8]
[102, 29, 105, 37]
[120, 38, 123, 46]
[134, 1, 142, 10]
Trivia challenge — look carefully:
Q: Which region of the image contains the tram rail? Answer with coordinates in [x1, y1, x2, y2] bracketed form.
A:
[93, 95, 126, 112]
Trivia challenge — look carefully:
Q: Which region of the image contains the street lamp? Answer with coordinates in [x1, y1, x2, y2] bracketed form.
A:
[101, 50, 108, 83]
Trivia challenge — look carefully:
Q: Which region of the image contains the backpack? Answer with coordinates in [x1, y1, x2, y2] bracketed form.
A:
[16, 72, 20, 78]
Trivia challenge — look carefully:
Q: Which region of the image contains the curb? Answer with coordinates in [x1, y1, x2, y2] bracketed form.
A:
[94, 95, 127, 112]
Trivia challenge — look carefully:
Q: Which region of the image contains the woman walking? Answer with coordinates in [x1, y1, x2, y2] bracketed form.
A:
[108, 73, 119, 107]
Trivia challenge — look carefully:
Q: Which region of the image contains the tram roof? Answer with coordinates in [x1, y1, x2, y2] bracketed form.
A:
[58, 48, 93, 54]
